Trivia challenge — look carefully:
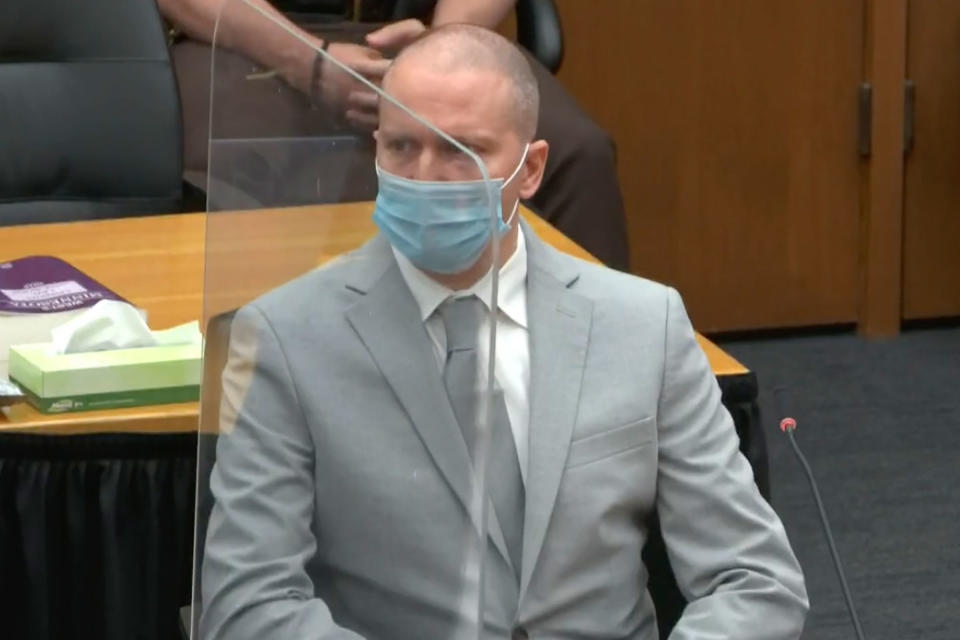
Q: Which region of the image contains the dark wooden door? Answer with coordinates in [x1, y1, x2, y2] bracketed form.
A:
[902, 0, 960, 319]
[555, 0, 865, 332]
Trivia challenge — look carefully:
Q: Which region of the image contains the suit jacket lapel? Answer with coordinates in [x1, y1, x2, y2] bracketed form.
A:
[519, 228, 593, 599]
[343, 236, 514, 572]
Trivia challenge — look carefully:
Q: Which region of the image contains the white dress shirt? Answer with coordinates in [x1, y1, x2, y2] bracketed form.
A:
[392, 227, 530, 483]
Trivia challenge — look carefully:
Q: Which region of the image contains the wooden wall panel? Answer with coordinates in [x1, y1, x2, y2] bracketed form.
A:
[554, 0, 865, 332]
[902, 0, 960, 319]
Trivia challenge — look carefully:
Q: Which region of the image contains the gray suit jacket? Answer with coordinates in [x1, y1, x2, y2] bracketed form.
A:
[200, 224, 808, 639]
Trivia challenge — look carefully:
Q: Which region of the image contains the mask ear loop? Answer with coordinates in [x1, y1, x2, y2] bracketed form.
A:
[500, 143, 530, 228]
[502, 199, 521, 228]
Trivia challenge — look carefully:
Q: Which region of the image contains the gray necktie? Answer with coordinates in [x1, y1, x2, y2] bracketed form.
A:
[438, 296, 524, 581]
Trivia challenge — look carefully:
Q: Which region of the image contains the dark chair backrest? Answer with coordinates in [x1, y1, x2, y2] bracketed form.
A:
[516, 0, 564, 73]
[0, 0, 183, 225]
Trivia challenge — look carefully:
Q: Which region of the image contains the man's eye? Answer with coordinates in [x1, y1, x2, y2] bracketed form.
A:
[441, 142, 481, 162]
[388, 139, 413, 152]
[437, 141, 460, 156]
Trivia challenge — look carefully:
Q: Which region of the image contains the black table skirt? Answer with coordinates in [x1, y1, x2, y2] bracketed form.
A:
[0, 433, 197, 640]
[0, 372, 762, 640]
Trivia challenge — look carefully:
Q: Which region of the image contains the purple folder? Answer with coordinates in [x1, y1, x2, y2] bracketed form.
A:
[0, 256, 126, 314]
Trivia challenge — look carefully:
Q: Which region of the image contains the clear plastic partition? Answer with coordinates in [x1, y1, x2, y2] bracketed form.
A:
[192, 2, 515, 639]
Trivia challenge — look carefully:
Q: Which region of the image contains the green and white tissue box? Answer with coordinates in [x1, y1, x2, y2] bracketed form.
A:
[8, 343, 201, 413]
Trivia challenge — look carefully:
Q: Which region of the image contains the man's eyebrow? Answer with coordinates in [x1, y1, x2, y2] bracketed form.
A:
[378, 129, 496, 149]
[448, 133, 497, 149]
[379, 129, 414, 139]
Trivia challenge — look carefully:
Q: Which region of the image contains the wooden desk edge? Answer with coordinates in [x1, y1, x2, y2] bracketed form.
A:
[1, 402, 200, 435]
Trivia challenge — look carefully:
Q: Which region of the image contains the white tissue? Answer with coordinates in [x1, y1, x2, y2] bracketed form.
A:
[51, 300, 201, 354]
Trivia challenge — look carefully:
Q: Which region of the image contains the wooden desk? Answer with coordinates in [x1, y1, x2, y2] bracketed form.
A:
[1, 206, 747, 434]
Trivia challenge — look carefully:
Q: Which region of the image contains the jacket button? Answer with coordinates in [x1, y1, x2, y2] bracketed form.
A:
[512, 627, 529, 640]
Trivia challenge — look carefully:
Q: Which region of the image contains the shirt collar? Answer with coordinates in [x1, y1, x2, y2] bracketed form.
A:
[392, 224, 528, 328]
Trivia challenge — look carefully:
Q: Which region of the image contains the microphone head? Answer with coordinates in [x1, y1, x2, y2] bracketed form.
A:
[773, 386, 798, 432]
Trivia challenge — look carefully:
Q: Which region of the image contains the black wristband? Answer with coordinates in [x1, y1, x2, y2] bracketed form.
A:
[309, 40, 332, 108]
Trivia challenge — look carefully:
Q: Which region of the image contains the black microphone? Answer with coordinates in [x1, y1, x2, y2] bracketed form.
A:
[773, 386, 867, 640]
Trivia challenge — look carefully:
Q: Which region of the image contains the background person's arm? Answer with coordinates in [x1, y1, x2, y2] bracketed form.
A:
[158, 0, 387, 117]
[431, 0, 517, 29]
[365, 0, 517, 57]
[159, 0, 319, 84]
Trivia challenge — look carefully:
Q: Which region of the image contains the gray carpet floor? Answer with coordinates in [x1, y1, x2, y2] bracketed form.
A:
[716, 326, 960, 639]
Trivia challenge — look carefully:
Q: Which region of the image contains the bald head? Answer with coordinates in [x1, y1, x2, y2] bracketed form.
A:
[383, 24, 540, 140]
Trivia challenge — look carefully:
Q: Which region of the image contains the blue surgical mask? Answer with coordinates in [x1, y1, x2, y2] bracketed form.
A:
[372, 144, 529, 274]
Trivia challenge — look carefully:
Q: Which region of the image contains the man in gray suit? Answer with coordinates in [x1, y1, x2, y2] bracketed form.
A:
[200, 24, 808, 640]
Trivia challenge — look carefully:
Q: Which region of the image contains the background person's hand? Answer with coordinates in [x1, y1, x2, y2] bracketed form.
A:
[317, 42, 390, 129]
[365, 19, 427, 53]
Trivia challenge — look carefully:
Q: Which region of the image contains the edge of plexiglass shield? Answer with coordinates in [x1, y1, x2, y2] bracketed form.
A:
[191, 1, 504, 638]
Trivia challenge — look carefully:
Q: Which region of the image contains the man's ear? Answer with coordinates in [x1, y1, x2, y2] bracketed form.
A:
[518, 139, 549, 200]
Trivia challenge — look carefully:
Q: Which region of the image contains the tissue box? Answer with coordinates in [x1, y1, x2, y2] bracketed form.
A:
[8, 342, 201, 413]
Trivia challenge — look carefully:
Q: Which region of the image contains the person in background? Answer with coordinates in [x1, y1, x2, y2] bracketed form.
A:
[158, 0, 630, 269]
